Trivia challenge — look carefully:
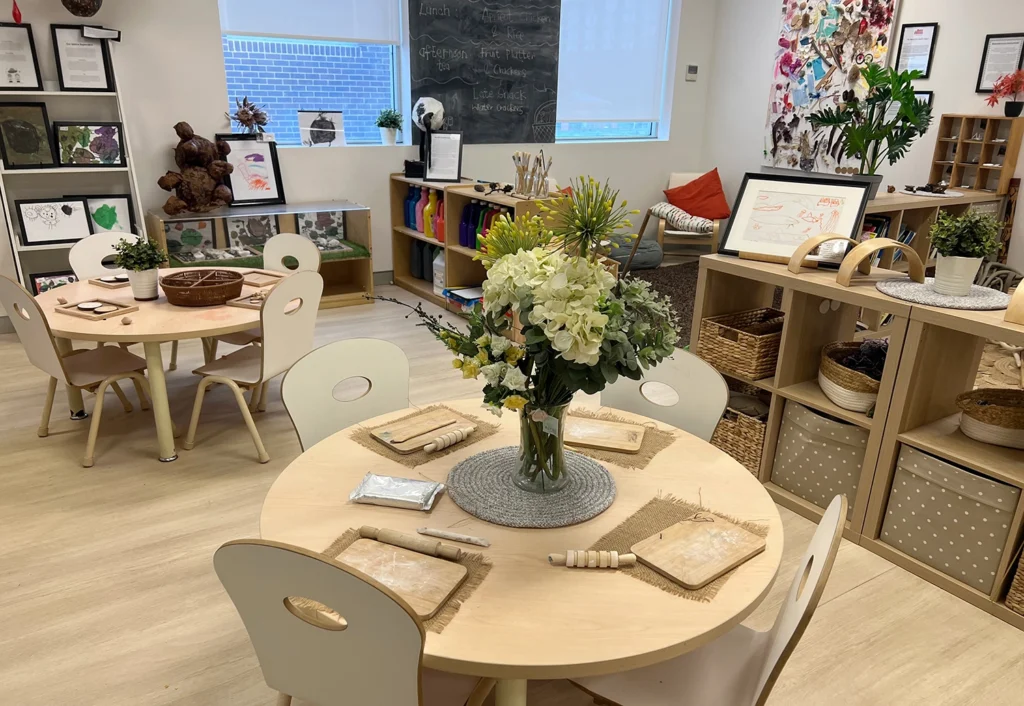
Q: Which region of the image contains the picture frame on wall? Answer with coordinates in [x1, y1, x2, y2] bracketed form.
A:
[915, 91, 934, 108]
[895, 23, 939, 79]
[227, 214, 281, 250]
[68, 193, 137, 233]
[718, 173, 871, 267]
[15, 197, 92, 247]
[0, 22, 43, 91]
[425, 131, 463, 182]
[53, 122, 126, 167]
[0, 102, 55, 169]
[51, 24, 113, 92]
[216, 134, 286, 207]
[977, 33, 1024, 93]
[298, 110, 344, 147]
[29, 270, 77, 295]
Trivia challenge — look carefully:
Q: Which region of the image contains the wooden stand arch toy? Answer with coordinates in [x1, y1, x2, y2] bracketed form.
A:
[786, 233, 870, 275]
[836, 239, 925, 287]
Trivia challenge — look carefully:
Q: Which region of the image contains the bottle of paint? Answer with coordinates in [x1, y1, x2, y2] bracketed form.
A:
[405, 185, 418, 228]
[415, 188, 429, 233]
[434, 197, 445, 243]
[423, 189, 438, 239]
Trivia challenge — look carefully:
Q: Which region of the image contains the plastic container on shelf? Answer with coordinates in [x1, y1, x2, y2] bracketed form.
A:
[432, 249, 445, 296]
[435, 198, 445, 243]
[404, 185, 418, 228]
[423, 189, 438, 239]
[415, 187, 428, 233]
[410, 239, 424, 279]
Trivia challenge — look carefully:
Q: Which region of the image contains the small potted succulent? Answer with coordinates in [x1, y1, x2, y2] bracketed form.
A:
[986, 70, 1024, 118]
[113, 237, 167, 301]
[376, 108, 402, 146]
[929, 210, 1002, 296]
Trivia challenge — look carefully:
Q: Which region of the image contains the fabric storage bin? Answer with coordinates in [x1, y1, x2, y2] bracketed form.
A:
[696, 308, 784, 381]
[771, 401, 866, 517]
[881, 446, 1020, 595]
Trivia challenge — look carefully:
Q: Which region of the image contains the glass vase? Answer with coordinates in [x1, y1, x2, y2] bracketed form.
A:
[515, 404, 570, 493]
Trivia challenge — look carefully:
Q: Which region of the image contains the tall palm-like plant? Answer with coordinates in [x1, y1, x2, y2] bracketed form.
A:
[809, 64, 933, 175]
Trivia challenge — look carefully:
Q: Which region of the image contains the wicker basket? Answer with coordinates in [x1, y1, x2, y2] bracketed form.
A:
[1008, 556, 1024, 617]
[957, 388, 1024, 450]
[697, 308, 784, 381]
[160, 269, 244, 307]
[711, 405, 767, 475]
[819, 342, 881, 413]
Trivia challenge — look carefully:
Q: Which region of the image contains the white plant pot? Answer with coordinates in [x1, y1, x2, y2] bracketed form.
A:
[933, 254, 983, 296]
[379, 127, 398, 146]
[127, 268, 159, 301]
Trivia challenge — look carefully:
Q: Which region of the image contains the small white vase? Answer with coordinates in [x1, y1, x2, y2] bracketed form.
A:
[127, 268, 159, 301]
[379, 127, 398, 146]
[933, 254, 983, 296]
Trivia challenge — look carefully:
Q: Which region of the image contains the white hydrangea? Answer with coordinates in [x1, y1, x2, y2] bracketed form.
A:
[530, 255, 615, 366]
[482, 248, 559, 315]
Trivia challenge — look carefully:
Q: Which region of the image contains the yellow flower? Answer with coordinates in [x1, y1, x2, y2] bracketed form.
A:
[448, 339, 459, 351]
[452, 358, 463, 369]
[503, 395, 528, 411]
[462, 359, 481, 379]
[475, 349, 490, 365]
[505, 346, 525, 365]
[476, 334, 491, 347]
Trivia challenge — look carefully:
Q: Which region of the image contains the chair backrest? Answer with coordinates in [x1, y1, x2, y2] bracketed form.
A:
[282, 339, 410, 451]
[262, 233, 322, 274]
[0, 276, 68, 384]
[69, 232, 138, 280]
[259, 270, 323, 381]
[667, 172, 703, 190]
[752, 494, 847, 706]
[601, 350, 728, 441]
[214, 539, 425, 706]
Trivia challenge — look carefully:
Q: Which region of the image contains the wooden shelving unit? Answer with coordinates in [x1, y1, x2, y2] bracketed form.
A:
[928, 114, 1024, 195]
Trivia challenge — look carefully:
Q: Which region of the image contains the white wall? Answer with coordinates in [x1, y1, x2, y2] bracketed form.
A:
[702, 0, 1024, 268]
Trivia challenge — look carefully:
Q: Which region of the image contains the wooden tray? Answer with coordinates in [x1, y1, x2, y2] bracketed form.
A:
[89, 277, 130, 290]
[565, 416, 645, 453]
[336, 539, 468, 619]
[241, 270, 287, 288]
[371, 407, 477, 454]
[225, 291, 271, 310]
[54, 299, 139, 321]
[631, 514, 766, 590]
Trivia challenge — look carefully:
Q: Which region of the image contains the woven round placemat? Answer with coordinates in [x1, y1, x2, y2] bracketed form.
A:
[446, 446, 616, 529]
[876, 278, 1011, 310]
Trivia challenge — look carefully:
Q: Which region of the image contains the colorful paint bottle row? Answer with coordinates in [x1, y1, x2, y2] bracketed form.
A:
[459, 200, 508, 250]
[403, 185, 445, 242]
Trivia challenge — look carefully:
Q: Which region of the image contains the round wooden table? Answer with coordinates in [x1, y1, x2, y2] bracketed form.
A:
[261, 399, 783, 705]
[36, 268, 264, 461]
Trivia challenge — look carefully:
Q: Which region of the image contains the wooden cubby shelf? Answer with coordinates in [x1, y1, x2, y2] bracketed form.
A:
[898, 416, 1024, 488]
[928, 114, 1023, 195]
[776, 380, 873, 430]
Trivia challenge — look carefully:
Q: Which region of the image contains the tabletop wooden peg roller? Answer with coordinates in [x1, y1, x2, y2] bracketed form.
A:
[358, 526, 463, 561]
[423, 425, 476, 452]
[548, 550, 637, 568]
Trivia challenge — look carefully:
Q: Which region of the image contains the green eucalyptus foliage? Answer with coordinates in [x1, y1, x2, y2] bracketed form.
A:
[113, 237, 166, 271]
[929, 210, 1002, 259]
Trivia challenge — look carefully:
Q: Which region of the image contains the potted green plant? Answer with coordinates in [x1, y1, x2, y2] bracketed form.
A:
[113, 236, 167, 301]
[809, 65, 933, 198]
[929, 210, 1002, 296]
[376, 108, 403, 146]
[986, 70, 1024, 118]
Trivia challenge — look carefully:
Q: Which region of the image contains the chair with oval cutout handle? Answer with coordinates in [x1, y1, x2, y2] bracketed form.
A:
[837, 239, 925, 287]
[281, 339, 411, 451]
[601, 349, 728, 442]
[572, 494, 847, 706]
[214, 539, 495, 706]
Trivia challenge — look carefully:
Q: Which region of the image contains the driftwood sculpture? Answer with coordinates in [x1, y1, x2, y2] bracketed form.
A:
[157, 122, 234, 216]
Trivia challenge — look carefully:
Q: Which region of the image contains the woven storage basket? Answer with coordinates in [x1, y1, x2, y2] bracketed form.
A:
[711, 406, 767, 475]
[160, 269, 244, 307]
[1008, 557, 1024, 616]
[956, 388, 1024, 449]
[697, 308, 784, 381]
[819, 342, 881, 413]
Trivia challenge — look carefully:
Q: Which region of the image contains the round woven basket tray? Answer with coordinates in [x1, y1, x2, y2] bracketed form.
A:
[160, 269, 244, 307]
[819, 342, 880, 412]
[957, 388, 1024, 449]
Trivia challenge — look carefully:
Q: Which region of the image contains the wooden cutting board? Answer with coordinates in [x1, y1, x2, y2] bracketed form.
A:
[336, 539, 468, 619]
[630, 514, 766, 590]
[565, 416, 645, 453]
[371, 407, 476, 454]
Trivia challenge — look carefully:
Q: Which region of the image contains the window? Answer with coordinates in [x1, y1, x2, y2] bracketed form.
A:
[218, 0, 402, 146]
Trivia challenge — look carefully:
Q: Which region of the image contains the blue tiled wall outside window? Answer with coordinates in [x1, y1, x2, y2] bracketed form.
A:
[222, 35, 396, 146]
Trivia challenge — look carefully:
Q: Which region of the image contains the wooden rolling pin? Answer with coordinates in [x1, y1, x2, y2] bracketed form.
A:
[548, 550, 636, 568]
[359, 526, 462, 561]
[423, 425, 476, 453]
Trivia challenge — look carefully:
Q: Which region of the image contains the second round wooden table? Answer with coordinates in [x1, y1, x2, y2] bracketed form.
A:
[261, 398, 783, 705]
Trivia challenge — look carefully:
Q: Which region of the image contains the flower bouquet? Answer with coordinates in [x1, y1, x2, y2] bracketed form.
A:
[389, 177, 681, 493]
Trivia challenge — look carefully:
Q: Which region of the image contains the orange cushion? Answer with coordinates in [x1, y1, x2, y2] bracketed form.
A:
[664, 169, 731, 220]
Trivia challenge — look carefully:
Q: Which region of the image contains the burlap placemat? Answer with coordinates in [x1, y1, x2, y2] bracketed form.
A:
[319, 528, 492, 633]
[589, 495, 770, 602]
[567, 409, 676, 470]
[351, 404, 501, 469]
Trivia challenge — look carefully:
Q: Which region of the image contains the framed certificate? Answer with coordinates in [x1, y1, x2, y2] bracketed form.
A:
[51, 24, 113, 92]
[425, 131, 463, 183]
[0, 23, 42, 90]
[977, 33, 1024, 93]
[895, 23, 938, 79]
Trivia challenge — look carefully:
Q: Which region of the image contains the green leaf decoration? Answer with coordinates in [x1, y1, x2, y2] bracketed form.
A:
[91, 204, 119, 231]
[181, 228, 203, 247]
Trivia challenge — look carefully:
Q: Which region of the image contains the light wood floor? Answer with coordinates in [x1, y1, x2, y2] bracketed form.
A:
[1, 285, 1023, 705]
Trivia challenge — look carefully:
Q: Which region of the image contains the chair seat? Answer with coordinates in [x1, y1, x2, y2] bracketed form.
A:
[64, 346, 147, 388]
[193, 345, 262, 385]
[217, 328, 261, 346]
[572, 624, 771, 706]
[664, 230, 712, 238]
[421, 669, 485, 706]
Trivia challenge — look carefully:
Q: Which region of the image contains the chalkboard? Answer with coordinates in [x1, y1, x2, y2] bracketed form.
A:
[409, 0, 561, 144]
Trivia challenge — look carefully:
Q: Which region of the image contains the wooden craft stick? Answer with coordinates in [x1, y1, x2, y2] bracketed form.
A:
[391, 418, 457, 444]
[417, 527, 490, 547]
[547, 551, 636, 568]
[359, 526, 462, 561]
[423, 425, 476, 452]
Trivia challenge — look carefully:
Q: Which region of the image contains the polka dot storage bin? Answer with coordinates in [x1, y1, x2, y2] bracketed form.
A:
[770, 401, 866, 518]
[881, 446, 1020, 595]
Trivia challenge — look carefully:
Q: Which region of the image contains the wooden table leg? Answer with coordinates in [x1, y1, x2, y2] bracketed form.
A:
[143, 341, 177, 462]
[494, 679, 527, 706]
[53, 337, 86, 419]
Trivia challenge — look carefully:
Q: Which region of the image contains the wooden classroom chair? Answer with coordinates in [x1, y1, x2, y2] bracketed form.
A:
[602, 350, 728, 441]
[0, 275, 154, 467]
[572, 494, 847, 706]
[183, 270, 323, 463]
[281, 338, 410, 451]
[214, 539, 495, 706]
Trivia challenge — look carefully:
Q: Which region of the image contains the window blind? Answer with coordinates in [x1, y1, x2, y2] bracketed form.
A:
[218, 0, 402, 45]
[556, 0, 674, 123]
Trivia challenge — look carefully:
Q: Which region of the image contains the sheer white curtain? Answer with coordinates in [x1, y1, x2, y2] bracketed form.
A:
[556, 0, 674, 122]
[218, 0, 402, 44]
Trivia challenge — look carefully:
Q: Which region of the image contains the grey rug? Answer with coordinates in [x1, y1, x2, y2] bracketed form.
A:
[876, 278, 1011, 310]
[631, 262, 699, 347]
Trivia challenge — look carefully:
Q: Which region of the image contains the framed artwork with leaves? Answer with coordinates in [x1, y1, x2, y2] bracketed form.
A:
[53, 121, 126, 167]
[67, 193, 137, 233]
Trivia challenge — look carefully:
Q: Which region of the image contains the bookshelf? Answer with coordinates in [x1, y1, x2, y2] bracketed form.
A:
[928, 114, 1024, 195]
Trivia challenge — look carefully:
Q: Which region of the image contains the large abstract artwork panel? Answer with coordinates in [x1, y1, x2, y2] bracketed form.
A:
[764, 0, 899, 173]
